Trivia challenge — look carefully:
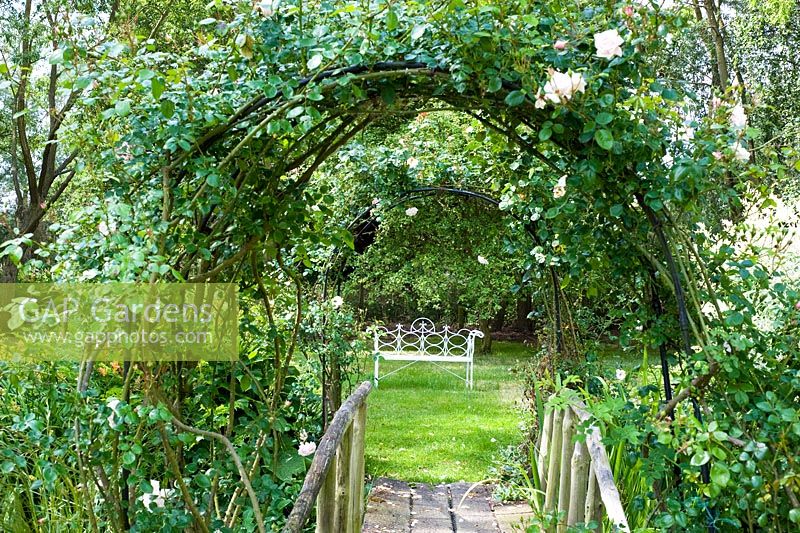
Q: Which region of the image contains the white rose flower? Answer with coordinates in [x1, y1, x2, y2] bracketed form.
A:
[406, 156, 419, 169]
[569, 72, 587, 94]
[255, 1, 275, 17]
[543, 70, 586, 104]
[733, 142, 750, 162]
[730, 103, 747, 129]
[553, 175, 567, 199]
[310, 205, 321, 212]
[106, 398, 121, 428]
[477, 255, 489, 265]
[332, 296, 344, 308]
[298, 441, 317, 456]
[405, 207, 418, 217]
[594, 29, 624, 59]
[140, 480, 172, 511]
[615, 369, 627, 381]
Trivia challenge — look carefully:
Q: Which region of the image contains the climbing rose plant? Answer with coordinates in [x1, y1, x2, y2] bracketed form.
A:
[10, 0, 796, 530]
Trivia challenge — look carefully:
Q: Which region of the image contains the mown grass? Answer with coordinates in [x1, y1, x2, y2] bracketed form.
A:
[360, 341, 531, 483]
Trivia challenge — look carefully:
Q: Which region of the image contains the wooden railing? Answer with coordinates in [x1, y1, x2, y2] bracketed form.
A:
[283, 380, 372, 533]
[536, 396, 629, 532]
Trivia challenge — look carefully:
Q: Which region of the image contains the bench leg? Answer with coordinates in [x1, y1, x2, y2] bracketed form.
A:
[469, 360, 474, 389]
[373, 357, 380, 388]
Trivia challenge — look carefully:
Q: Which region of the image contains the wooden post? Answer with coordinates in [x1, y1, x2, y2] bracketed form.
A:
[567, 440, 589, 526]
[316, 462, 337, 533]
[333, 424, 353, 532]
[557, 408, 574, 532]
[544, 408, 563, 516]
[347, 403, 367, 533]
[533, 395, 629, 533]
[571, 401, 630, 532]
[585, 463, 601, 526]
[584, 424, 629, 531]
[537, 408, 554, 493]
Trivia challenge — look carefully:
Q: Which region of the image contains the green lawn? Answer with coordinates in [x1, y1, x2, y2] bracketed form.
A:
[361, 341, 530, 483]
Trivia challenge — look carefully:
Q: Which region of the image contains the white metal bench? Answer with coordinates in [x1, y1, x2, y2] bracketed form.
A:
[371, 318, 484, 389]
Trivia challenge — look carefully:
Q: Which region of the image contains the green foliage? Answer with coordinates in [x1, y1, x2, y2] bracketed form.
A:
[345, 195, 522, 323]
[1, 0, 799, 530]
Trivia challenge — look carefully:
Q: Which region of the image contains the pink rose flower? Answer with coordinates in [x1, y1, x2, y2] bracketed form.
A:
[594, 29, 624, 59]
[298, 442, 317, 457]
[554, 40, 567, 51]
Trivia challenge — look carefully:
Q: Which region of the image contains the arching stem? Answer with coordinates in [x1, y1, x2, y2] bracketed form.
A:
[638, 197, 715, 521]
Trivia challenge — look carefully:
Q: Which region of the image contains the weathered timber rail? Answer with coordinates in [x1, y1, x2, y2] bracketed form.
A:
[283, 380, 372, 533]
[536, 396, 629, 532]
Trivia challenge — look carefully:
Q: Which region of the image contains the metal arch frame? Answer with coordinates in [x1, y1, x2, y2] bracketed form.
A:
[371, 318, 484, 389]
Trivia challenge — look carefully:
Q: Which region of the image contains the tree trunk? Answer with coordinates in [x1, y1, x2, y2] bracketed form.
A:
[479, 318, 492, 354]
[0, 204, 47, 281]
[701, 0, 730, 90]
[327, 352, 342, 427]
[455, 305, 466, 329]
[515, 292, 533, 332]
[491, 300, 508, 331]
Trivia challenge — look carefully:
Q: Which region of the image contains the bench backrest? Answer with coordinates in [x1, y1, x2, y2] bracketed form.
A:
[373, 318, 484, 358]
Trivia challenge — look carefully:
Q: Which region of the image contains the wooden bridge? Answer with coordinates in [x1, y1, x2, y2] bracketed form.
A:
[282, 381, 628, 533]
[362, 478, 532, 532]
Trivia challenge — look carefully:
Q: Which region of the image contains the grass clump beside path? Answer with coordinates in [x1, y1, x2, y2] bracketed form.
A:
[361, 341, 529, 483]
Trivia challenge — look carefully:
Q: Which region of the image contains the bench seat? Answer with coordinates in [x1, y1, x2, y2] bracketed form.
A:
[376, 352, 471, 362]
[371, 318, 483, 389]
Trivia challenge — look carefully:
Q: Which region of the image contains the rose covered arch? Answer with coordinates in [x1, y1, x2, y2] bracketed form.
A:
[54, 0, 797, 529]
[107, 22, 714, 419]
